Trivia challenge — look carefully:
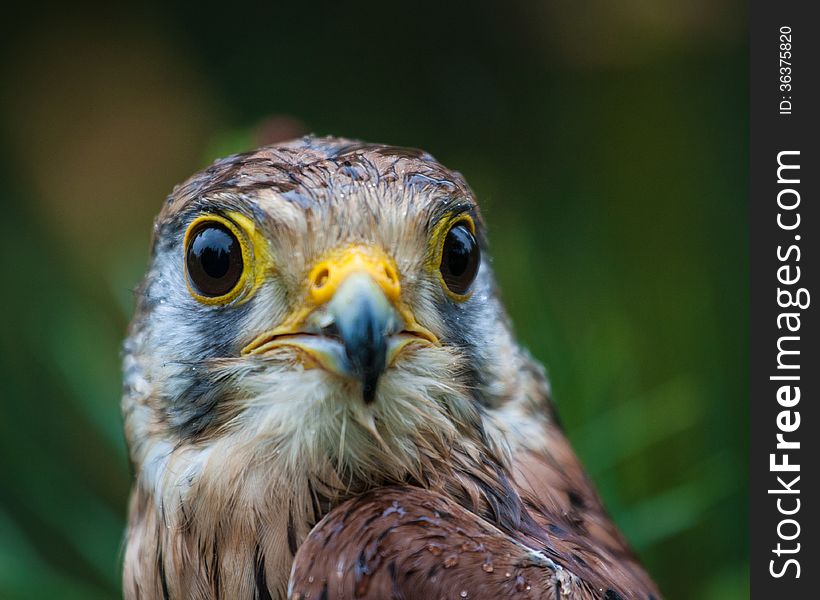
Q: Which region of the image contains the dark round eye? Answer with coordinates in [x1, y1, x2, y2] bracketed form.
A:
[440, 222, 480, 295]
[186, 222, 244, 298]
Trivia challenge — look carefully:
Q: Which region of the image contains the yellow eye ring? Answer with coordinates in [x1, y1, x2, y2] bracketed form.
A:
[433, 214, 479, 302]
[183, 212, 262, 305]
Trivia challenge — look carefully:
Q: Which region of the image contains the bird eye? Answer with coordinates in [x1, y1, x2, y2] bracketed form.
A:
[185, 221, 244, 299]
[439, 221, 479, 296]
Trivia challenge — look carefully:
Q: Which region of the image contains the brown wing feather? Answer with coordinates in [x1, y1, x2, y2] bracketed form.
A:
[509, 422, 660, 598]
[514, 423, 646, 556]
[495, 353, 660, 598]
[290, 487, 604, 599]
[289, 485, 658, 599]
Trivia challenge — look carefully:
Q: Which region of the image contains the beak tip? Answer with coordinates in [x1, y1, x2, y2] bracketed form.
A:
[355, 359, 384, 405]
[362, 379, 379, 404]
[327, 273, 395, 404]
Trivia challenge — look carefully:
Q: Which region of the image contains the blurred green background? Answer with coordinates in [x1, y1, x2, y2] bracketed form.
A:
[0, 2, 748, 598]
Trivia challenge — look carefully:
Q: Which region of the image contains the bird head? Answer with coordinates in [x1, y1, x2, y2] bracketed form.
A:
[123, 137, 534, 503]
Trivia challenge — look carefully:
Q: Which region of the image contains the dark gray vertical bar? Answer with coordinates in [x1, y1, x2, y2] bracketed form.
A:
[751, 1, 818, 596]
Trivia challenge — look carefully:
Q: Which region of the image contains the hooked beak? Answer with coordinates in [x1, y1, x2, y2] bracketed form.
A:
[242, 246, 437, 403]
[324, 272, 395, 402]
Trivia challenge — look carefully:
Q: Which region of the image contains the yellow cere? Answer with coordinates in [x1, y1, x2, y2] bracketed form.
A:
[308, 246, 401, 306]
[240, 242, 440, 357]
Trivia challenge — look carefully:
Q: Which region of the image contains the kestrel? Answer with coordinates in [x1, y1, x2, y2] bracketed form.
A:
[122, 136, 660, 599]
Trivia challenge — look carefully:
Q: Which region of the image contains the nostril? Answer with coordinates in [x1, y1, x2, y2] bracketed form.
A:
[313, 267, 330, 289]
[383, 265, 397, 286]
